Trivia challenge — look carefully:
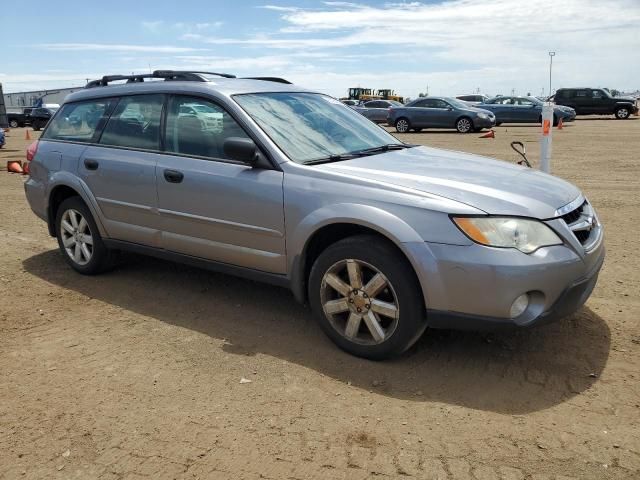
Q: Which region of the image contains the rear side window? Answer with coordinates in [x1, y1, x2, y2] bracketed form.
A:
[165, 95, 250, 161]
[99, 94, 164, 151]
[42, 99, 113, 143]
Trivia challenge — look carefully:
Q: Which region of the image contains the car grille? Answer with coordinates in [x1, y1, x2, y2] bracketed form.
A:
[559, 200, 598, 246]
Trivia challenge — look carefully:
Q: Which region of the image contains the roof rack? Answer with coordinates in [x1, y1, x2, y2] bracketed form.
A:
[242, 77, 292, 84]
[85, 70, 236, 88]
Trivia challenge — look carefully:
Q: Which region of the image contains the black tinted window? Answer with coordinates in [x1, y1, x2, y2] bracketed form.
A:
[575, 90, 588, 97]
[43, 99, 113, 143]
[165, 96, 250, 160]
[99, 95, 164, 150]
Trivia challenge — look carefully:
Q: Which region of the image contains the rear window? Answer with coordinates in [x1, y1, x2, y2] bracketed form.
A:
[42, 99, 113, 143]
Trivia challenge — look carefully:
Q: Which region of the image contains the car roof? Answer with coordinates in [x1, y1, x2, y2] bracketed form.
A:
[64, 78, 315, 104]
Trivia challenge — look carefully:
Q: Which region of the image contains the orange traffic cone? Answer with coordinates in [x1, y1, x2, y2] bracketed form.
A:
[25, 129, 31, 140]
[7, 161, 24, 174]
[479, 130, 495, 139]
[557, 118, 563, 130]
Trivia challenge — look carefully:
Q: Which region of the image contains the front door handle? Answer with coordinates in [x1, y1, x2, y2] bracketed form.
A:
[163, 169, 184, 183]
[84, 159, 99, 170]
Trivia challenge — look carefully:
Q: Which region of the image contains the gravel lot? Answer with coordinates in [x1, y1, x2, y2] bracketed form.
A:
[1, 118, 639, 479]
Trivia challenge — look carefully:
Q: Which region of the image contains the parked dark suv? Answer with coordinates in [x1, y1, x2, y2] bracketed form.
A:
[31, 107, 58, 131]
[554, 88, 638, 119]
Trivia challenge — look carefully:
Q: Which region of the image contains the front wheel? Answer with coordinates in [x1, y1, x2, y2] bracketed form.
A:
[308, 235, 426, 360]
[456, 117, 473, 133]
[55, 196, 114, 275]
[395, 118, 411, 133]
[615, 107, 630, 119]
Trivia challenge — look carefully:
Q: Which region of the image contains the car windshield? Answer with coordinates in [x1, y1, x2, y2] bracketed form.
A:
[234, 92, 403, 164]
[445, 98, 468, 109]
[527, 97, 544, 106]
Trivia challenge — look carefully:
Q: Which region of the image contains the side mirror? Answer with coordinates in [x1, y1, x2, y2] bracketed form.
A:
[223, 137, 267, 167]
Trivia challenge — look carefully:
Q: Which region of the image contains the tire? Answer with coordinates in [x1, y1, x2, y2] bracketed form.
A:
[395, 117, 411, 133]
[456, 117, 473, 133]
[9, 119, 19, 128]
[55, 196, 113, 275]
[615, 107, 630, 119]
[308, 235, 426, 360]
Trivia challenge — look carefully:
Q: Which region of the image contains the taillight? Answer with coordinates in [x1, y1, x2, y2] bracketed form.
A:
[26, 140, 38, 162]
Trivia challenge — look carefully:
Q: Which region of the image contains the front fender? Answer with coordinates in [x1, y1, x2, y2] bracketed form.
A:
[287, 203, 427, 303]
[46, 172, 108, 237]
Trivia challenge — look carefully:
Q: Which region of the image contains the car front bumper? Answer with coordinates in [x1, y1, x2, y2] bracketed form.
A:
[475, 116, 496, 128]
[403, 230, 604, 330]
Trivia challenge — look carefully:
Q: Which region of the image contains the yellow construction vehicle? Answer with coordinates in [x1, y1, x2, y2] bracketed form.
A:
[376, 89, 404, 103]
[343, 87, 381, 102]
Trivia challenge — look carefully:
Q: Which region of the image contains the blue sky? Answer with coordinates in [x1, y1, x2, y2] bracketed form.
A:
[1, 0, 639, 98]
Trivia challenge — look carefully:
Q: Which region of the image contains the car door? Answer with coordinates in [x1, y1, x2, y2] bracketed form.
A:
[156, 95, 286, 274]
[515, 98, 540, 122]
[590, 89, 609, 114]
[436, 99, 459, 127]
[78, 94, 164, 247]
[414, 99, 443, 127]
[572, 90, 590, 114]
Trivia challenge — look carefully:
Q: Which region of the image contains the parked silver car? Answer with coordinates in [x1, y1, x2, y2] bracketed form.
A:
[353, 99, 403, 124]
[24, 71, 604, 359]
[387, 97, 496, 133]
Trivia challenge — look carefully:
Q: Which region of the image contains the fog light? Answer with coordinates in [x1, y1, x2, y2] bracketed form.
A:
[510, 294, 529, 318]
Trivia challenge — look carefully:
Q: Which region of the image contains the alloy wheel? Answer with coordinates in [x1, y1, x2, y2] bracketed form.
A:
[396, 119, 409, 133]
[617, 108, 629, 119]
[457, 118, 472, 133]
[60, 209, 94, 265]
[320, 259, 399, 345]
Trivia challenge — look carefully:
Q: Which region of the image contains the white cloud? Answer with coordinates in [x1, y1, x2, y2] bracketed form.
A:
[37, 43, 207, 53]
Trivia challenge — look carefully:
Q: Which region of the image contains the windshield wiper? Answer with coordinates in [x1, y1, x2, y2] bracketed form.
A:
[303, 153, 363, 165]
[303, 144, 413, 166]
[352, 143, 413, 155]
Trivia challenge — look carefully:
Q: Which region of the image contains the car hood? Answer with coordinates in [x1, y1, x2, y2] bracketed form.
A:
[613, 96, 636, 102]
[316, 146, 580, 218]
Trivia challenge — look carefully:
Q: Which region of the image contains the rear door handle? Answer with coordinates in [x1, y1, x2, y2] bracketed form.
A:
[163, 169, 184, 183]
[84, 159, 99, 170]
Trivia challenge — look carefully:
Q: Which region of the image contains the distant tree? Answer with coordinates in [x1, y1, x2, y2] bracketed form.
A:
[418, 92, 427, 97]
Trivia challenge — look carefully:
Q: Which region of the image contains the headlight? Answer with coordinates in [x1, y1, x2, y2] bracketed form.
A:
[477, 112, 489, 119]
[452, 217, 562, 253]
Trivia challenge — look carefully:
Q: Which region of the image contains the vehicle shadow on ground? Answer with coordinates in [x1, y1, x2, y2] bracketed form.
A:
[23, 250, 611, 415]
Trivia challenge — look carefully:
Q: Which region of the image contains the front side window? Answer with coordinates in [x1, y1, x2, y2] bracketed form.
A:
[43, 99, 112, 143]
[592, 90, 603, 98]
[99, 94, 164, 150]
[234, 92, 401, 164]
[165, 96, 249, 160]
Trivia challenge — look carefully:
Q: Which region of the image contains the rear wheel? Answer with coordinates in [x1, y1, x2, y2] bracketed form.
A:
[9, 119, 19, 128]
[456, 117, 473, 133]
[308, 235, 426, 360]
[615, 107, 630, 119]
[395, 118, 411, 133]
[55, 196, 113, 275]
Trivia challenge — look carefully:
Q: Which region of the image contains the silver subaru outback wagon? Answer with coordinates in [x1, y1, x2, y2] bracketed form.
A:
[24, 70, 605, 359]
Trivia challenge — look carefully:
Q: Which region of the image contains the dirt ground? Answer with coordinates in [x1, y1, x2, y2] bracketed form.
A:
[0, 118, 639, 480]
